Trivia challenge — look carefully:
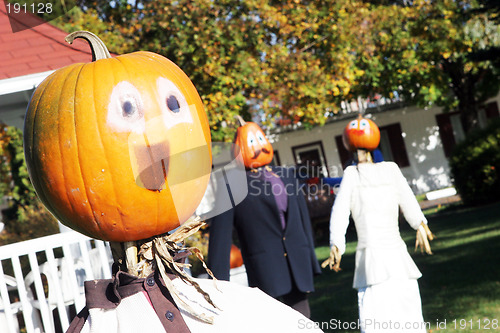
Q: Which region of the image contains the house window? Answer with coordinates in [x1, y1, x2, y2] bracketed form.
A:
[479, 101, 500, 127]
[379, 123, 410, 167]
[378, 129, 394, 162]
[436, 112, 459, 158]
[436, 101, 499, 157]
[334, 135, 350, 169]
[270, 150, 281, 166]
[450, 113, 466, 143]
[335, 122, 410, 168]
[291, 141, 329, 178]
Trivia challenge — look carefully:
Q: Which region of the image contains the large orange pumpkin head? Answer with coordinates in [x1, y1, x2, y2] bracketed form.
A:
[342, 115, 380, 152]
[24, 31, 212, 242]
[233, 116, 273, 169]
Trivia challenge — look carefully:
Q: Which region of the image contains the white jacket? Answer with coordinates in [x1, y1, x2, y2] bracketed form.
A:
[329, 162, 427, 289]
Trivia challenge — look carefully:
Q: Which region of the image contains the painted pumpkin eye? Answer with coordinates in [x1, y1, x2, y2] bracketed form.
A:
[348, 120, 358, 129]
[107, 81, 145, 133]
[256, 131, 267, 144]
[247, 132, 257, 147]
[360, 119, 369, 130]
[157, 77, 193, 128]
[166, 95, 180, 113]
[122, 99, 138, 117]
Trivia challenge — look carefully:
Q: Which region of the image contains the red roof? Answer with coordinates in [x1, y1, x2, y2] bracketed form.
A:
[0, 2, 95, 80]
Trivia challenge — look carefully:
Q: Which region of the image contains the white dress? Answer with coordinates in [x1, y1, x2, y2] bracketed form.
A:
[329, 162, 427, 333]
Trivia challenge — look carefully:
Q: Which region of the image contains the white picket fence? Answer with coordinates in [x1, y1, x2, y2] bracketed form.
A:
[0, 231, 113, 333]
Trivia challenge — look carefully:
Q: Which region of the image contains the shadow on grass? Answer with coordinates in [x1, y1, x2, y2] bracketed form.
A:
[416, 202, 500, 326]
[310, 202, 500, 332]
[309, 253, 358, 332]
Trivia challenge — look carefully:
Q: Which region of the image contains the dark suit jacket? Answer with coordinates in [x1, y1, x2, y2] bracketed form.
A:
[208, 166, 321, 298]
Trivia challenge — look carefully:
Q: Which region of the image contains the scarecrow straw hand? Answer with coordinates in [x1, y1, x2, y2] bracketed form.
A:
[321, 246, 342, 272]
[415, 222, 435, 255]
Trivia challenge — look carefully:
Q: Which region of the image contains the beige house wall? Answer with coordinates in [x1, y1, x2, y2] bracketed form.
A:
[270, 105, 452, 194]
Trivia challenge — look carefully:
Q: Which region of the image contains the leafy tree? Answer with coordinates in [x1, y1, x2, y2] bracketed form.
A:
[0, 125, 58, 245]
[469, 0, 500, 65]
[53, 0, 368, 141]
[132, 0, 378, 140]
[51, 0, 499, 139]
[449, 119, 500, 205]
[51, 6, 132, 54]
[474, 0, 500, 22]
[0, 125, 37, 210]
[0, 124, 12, 204]
[356, 0, 500, 133]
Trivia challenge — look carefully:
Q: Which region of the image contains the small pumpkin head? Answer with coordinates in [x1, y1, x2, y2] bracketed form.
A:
[342, 115, 380, 152]
[24, 31, 212, 242]
[233, 116, 274, 169]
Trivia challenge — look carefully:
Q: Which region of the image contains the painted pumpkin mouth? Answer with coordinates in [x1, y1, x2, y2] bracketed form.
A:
[134, 141, 170, 191]
[352, 129, 367, 136]
[252, 147, 271, 159]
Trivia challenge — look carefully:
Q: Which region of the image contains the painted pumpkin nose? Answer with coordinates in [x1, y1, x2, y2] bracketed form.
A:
[134, 141, 170, 191]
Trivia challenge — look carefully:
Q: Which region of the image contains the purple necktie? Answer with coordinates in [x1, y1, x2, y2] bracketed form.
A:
[261, 167, 288, 230]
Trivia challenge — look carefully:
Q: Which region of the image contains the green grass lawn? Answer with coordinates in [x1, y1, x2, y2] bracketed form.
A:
[310, 202, 500, 332]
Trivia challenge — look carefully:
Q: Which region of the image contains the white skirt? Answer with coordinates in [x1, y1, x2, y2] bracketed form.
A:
[357, 279, 427, 333]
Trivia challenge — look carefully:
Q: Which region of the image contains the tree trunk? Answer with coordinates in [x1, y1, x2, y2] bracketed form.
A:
[459, 69, 482, 134]
[442, 58, 480, 134]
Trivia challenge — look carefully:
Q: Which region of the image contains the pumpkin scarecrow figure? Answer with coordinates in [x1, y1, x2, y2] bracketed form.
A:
[24, 31, 323, 332]
[322, 114, 435, 333]
[208, 116, 321, 318]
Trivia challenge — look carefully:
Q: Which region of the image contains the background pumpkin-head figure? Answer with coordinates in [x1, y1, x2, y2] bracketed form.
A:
[24, 31, 212, 242]
[342, 114, 380, 163]
[233, 115, 274, 169]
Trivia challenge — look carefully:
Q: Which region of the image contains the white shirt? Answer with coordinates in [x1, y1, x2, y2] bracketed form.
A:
[81, 278, 324, 333]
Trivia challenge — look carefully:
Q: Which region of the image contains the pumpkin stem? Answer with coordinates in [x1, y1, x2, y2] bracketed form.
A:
[65, 31, 112, 62]
[235, 115, 247, 127]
